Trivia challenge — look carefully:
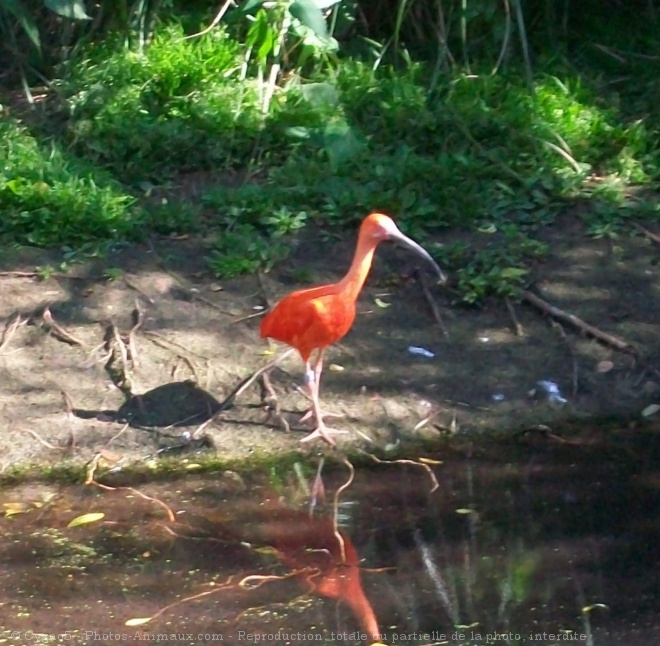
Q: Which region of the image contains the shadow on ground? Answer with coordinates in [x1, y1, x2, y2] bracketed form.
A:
[1, 215, 659, 469]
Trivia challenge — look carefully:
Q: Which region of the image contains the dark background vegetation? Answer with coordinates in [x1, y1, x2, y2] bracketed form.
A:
[1, 0, 660, 301]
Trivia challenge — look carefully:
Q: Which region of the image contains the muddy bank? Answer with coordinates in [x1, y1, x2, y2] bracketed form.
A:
[1, 221, 659, 475]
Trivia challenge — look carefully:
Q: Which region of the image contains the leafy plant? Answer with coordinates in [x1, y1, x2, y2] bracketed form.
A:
[206, 224, 290, 278]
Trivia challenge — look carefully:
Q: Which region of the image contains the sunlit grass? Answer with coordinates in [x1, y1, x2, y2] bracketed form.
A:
[1, 16, 659, 296]
[0, 119, 140, 247]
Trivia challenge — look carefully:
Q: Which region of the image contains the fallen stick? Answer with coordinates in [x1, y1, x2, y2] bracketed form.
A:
[505, 296, 524, 337]
[192, 348, 295, 436]
[419, 272, 449, 338]
[42, 307, 86, 347]
[520, 290, 637, 355]
[551, 321, 579, 398]
[0, 313, 26, 354]
[633, 221, 660, 246]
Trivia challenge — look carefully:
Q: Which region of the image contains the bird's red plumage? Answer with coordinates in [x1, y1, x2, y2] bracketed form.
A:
[260, 283, 356, 361]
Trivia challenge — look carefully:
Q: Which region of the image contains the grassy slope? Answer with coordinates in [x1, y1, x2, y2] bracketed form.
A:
[1, 12, 659, 300]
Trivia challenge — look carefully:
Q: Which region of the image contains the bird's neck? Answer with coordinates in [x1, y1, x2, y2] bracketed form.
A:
[337, 237, 378, 303]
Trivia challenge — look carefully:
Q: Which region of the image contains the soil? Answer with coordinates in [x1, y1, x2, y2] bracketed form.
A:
[1, 211, 659, 473]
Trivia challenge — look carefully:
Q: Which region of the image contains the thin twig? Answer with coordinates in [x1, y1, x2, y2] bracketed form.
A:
[521, 290, 637, 355]
[256, 269, 272, 310]
[127, 301, 144, 365]
[103, 423, 130, 450]
[419, 272, 449, 338]
[633, 221, 660, 245]
[505, 296, 524, 336]
[42, 307, 86, 347]
[192, 348, 296, 436]
[61, 389, 75, 417]
[230, 309, 268, 325]
[0, 313, 26, 354]
[25, 429, 63, 451]
[123, 276, 156, 305]
[551, 321, 579, 398]
[260, 372, 290, 433]
[0, 271, 40, 278]
[182, 0, 235, 40]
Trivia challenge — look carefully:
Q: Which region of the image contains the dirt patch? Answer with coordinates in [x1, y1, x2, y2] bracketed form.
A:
[1, 218, 659, 472]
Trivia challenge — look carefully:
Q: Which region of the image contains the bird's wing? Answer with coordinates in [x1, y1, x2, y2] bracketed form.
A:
[261, 289, 355, 358]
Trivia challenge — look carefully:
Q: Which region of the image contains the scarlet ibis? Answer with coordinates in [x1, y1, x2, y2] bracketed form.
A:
[256, 506, 382, 642]
[260, 212, 445, 445]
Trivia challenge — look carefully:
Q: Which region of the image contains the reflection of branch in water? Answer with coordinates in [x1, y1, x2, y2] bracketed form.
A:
[84, 453, 175, 522]
[360, 451, 440, 493]
[414, 529, 459, 625]
[332, 457, 355, 565]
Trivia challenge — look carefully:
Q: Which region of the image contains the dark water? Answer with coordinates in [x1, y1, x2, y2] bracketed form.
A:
[0, 428, 658, 646]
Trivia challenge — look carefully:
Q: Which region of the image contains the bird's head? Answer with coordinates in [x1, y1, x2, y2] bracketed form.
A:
[362, 212, 447, 284]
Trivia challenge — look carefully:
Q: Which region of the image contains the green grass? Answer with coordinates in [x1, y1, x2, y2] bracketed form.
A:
[0, 118, 141, 248]
[2, 12, 660, 300]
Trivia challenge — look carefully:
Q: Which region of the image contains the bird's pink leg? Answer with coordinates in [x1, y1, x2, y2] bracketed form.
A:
[300, 350, 348, 446]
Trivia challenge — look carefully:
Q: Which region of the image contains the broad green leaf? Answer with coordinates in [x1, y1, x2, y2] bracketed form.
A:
[2, 0, 41, 51]
[284, 126, 312, 139]
[45, 0, 91, 20]
[67, 512, 105, 528]
[237, 0, 267, 14]
[301, 82, 339, 108]
[289, 0, 328, 39]
[323, 121, 364, 169]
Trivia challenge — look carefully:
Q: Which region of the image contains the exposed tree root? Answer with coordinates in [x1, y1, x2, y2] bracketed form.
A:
[521, 290, 637, 355]
[41, 306, 86, 347]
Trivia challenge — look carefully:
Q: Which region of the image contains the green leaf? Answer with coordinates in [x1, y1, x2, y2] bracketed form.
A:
[44, 0, 91, 20]
[499, 267, 529, 279]
[323, 121, 364, 169]
[301, 83, 339, 108]
[67, 512, 105, 528]
[289, 0, 328, 39]
[2, 0, 41, 51]
[237, 0, 266, 14]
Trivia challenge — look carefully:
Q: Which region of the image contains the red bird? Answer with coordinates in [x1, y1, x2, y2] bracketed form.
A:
[260, 212, 445, 445]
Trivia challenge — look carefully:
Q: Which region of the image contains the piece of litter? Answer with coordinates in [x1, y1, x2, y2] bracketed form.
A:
[533, 380, 567, 405]
[328, 363, 344, 372]
[641, 403, 660, 417]
[596, 360, 614, 373]
[408, 346, 435, 358]
[492, 393, 505, 402]
[479, 336, 490, 343]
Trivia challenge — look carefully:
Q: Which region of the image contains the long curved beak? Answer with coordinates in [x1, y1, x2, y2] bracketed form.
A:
[389, 230, 447, 285]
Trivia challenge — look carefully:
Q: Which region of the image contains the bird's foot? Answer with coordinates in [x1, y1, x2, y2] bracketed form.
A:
[299, 407, 345, 424]
[300, 423, 349, 446]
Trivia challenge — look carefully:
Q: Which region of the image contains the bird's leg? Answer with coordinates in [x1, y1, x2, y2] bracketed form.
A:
[299, 350, 348, 446]
[299, 352, 344, 422]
